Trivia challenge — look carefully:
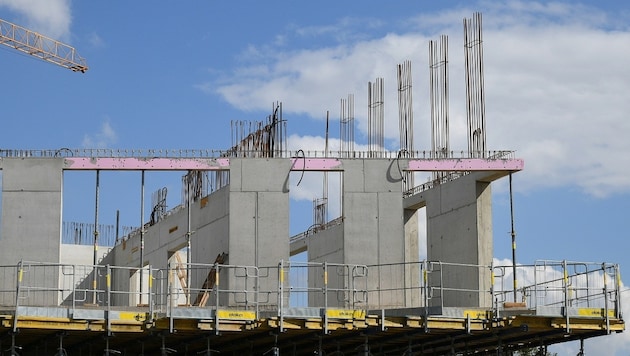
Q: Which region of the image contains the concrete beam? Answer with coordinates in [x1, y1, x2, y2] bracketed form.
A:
[62, 157, 523, 172]
[63, 157, 230, 170]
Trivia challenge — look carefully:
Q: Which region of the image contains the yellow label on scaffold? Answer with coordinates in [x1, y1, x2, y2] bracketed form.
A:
[464, 309, 487, 319]
[216, 310, 256, 320]
[577, 308, 616, 318]
[326, 309, 366, 319]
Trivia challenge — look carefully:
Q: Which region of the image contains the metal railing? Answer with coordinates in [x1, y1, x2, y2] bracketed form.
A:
[160, 261, 261, 312]
[1, 261, 161, 310]
[0, 259, 621, 331]
[492, 260, 623, 326]
[276, 260, 368, 310]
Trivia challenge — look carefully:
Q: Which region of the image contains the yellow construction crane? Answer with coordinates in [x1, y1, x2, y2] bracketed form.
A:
[0, 18, 88, 73]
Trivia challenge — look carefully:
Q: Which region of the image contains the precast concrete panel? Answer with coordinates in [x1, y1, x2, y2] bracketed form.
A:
[342, 192, 378, 266]
[377, 192, 404, 264]
[403, 209, 420, 261]
[255, 191, 289, 263]
[375, 192, 407, 308]
[228, 159, 242, 192]
[239, 158, 292, 193]
[0, 158, 63, 306]
[425, 172, 494, 308]
[232, 159, 290, 264]
[147, 208, 189, 268]
[0, 158, 62, 264]
[430, 178, 477, 218]
[60, 244, 107, 266]
[427, 204, 479, 264]
[476, 180, 493, 307]
[197, 185, 230, 224]
[307, 224, 344, 263]
[192, 215, 229, 265]
[228, 191, 257, 267]
[364, 159, 404, 193]
[404, 209, 422, 307]
[340, 160, 365, 193]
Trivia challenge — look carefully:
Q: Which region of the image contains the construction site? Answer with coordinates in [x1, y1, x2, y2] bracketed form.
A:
[0, 12, 624, 356]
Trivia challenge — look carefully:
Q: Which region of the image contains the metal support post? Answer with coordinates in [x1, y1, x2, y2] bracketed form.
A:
[106, 265, 112, 337]
[214, 261, 220, 336]
[140, 170, 145, 306]
[323, 262, 329, 335]
[603, 263, 610, 333]
[563, 260, 570, 333]
[278, 260, 285, 333]
[92, 170, 100, 305]
[186, 172, 193, 306]
[615, 264, 623, 319]
[509, 173, 517, 302]
[13, 261, 24, 333]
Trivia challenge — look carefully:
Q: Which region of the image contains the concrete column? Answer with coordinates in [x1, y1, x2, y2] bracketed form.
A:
[0, 158, 63, 305]
[425, 172, 493, 308]
[309, 159, 414, 309]
[228, 158, 291, 306]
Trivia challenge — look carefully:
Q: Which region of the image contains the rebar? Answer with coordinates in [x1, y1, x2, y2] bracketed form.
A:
[368, 78, 385, 157]
[228, 102, 286, 158]
[397, 60, 414, 190]
[340, 94, 355, 158]
[464, 12, 487, 158]
[429, 35, 450, 180]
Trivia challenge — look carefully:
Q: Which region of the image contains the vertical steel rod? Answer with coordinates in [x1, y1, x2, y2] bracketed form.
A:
[430, 35, 449, 180]
[115, 210, 120, 245]
[186, 172, 192, 305]
[92, 170, 100, 304]
[140, 170, 145, 305]
[509, 173, 517, 301]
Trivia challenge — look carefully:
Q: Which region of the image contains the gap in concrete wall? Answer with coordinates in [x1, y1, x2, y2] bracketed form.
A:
[63, 170, 186, 246]
[129, 265, 151, 306]
[418, 207, 428, 260]
[167, 245, 189, 306]
[413, 172, 431, 260]
[288, 171, 342, 235]
[289, 250, 308, 307]
[288, 171, 342, 306]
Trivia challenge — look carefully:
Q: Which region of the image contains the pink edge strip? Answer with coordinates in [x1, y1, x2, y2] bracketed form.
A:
[64, 157, 231, 170]
[407, 158, 524, 171]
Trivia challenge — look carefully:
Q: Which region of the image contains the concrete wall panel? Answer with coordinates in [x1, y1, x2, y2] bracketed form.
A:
[0, 158, 62, 265]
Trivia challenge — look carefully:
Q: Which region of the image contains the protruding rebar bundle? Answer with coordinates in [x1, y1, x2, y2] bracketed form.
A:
[340, 94, 355, 158]
[397, 60, 414, 190]
[368, 78, 385, 157]
[150, 187, 168, 225]
[429, 35, 450, 180]
[227, 102, 286, 158]
[464, 12, 487, 158]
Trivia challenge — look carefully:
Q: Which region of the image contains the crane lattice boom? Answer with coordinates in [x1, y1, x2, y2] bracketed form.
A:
[0, 18, 88, 73]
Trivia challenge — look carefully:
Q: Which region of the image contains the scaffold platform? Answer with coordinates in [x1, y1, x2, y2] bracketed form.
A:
[0, 259, 624, 355]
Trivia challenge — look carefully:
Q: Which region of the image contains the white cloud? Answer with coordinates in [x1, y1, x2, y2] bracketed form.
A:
[207, 2, 630, 198]
[87, 32, 105, 48]
[0, 0, 71, 40]
[82, 119, 118, 149]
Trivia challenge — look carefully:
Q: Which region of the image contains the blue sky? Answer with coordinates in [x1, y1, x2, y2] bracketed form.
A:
[1, 1, 629, 353]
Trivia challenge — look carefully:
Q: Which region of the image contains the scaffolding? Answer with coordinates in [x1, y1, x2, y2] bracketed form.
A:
[0, 259, 623, 355]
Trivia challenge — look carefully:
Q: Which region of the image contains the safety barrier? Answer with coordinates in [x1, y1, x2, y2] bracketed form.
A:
[160, 260, 261, 311]
[0, 259, 621, 330]
[0, 261, 163, 311]
[492, 260, 623, 330]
